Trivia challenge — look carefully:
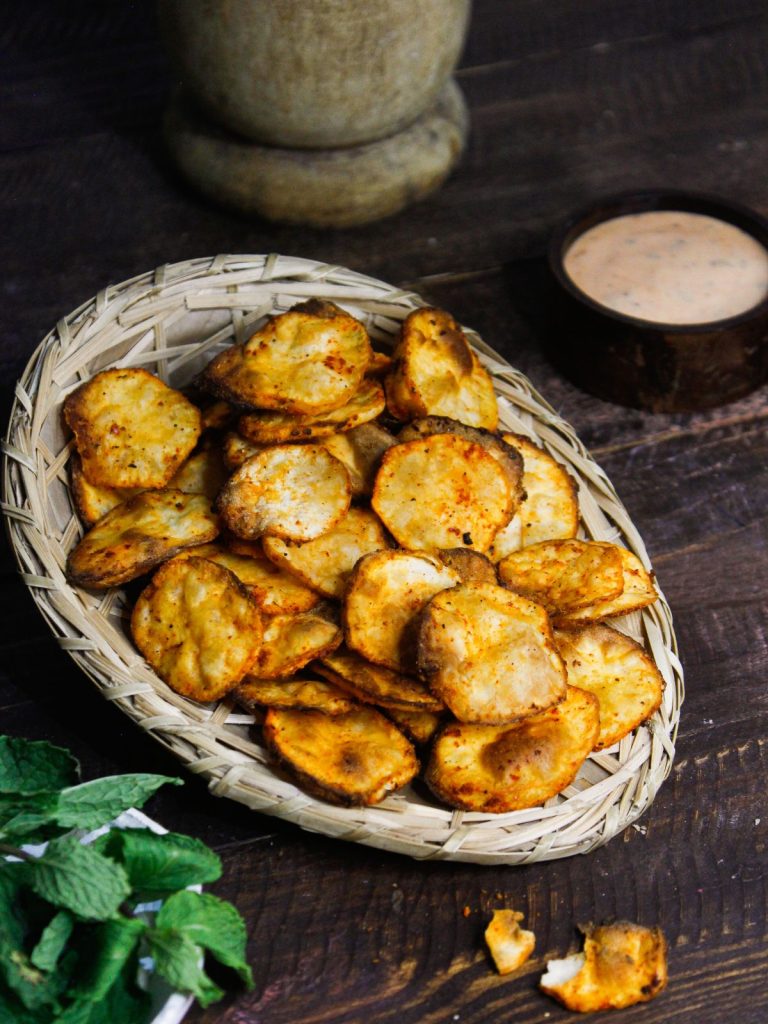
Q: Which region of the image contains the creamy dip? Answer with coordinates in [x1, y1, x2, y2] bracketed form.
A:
[563, 210, 768, 324]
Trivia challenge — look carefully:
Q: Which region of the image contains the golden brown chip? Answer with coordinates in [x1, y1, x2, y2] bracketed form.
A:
[237, 378, 385, 444]
[168, 448, 228, 500]
[64, 368, 201, 489]
[485, 910, 536, 975]
[366, 350, 394, 378]
[200, 400, 235, 431]
[217, 444, 351, 542]
[556, 547, 658, 625]
[554, 624, 663, 749]
[497, 540, 624, 617]
[436, 548, 498, 584]
[70, 452, 138, 526]
[66, 490, 219, 589]
[254, 606, 342, 678]
[501, 433, 579, 548]
[540, 922, 668, 1012]
[344, 550, 460, 674]
[384, 308, 498, 429]
[175, 540, 320, 614]
[384, 708, 443, 746]
[317, 649, 444, 712]
[486, 513, 524, 563]
[262, 507, 389, 600]
[131, 556, 261, 702]
[235, 675, 356, 715]
[418, 583, 567, 724]
[263, 706, 418, 806]
[319, 422, 396, 496]
[425, 685, 599, 812]
[202, 300, 372, 414]
[372, 434, 515, 553]
[222, 431, 265, 470]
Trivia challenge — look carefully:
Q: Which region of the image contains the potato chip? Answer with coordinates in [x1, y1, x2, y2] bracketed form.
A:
[384, 708, 443, 746]
[235, 675, 356, 715]
[556, 547, 658, 625]
[263, 706, 418, 806]
[237, 378, 385, 444]
[168, 448, 228, 500]
[501, 433, 579, 547]
[70, 452, 137, 526]
[344, 550, 460, 673]
[217, 444, 351, 542]
[436, 548, 498, 584]
[131, 556, 261, 702]
[498, 540, 624, 617]
[200, 400, 235, 431]
[64, 368, 201, 489]
[485, 910, 536, 975]
[554, 624, 663, 749]
[319, 422, 396, 496]
[66, 490, 219, 589]
[262, 507, 389, 599]
[372, 434, 515, 553]
[366, 350, 394, 377]
[317, 648, 444, 712]
[384, 307, 498, 429]
[202, 300, 372, 414]
[222, 431, 265, 471]
[540, 922, 668, 1012]
[425, 685, 599, 812]
[254, 605, 342, 678]
[486, 513, 524, 563]
[418, 583, 566, 724]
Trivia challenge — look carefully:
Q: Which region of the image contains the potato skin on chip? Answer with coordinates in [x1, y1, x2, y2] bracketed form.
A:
[217, 444, 351, 542]
[502, 433, 579, 548]
[202, 300, 372, 414]
[554, 624, 663, 749]
[131, 556, 262, 702]
[320, 422, 396, 496]
[344, 550, 460, 673]
[263, 706, 418, 806]
[66, 490, 219, 589]
[436, 548, 498, 585]
[254, 606, 342, 678]
[485, 910, 536, 975]
[540, 921, 668, 1012]
[418, 583, 566, 724]
[64, 368, 201, 488]
[425, 685, 599, 812]
[317, 648, 444, 712]
[235, 675, 356, 715]
[372, 434, 515, 553]
[555, 547, 658, 625]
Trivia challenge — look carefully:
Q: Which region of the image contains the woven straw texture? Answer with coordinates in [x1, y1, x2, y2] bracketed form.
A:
[2, 255, 683, 865]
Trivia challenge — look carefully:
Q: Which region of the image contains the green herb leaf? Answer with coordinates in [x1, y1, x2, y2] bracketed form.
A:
[0, 792, 62, 843]
[0, 863, 27, 948]
[100, 828, 222, 899]
[0, 978, 49, 1024]
[68, 917, 145, 1003]
[146, 926, 223, 1008]
[0, 738, 79, 796]
[58, 959, 151, 1024]
[29, 911, 73, 972]
[156, 890, 254, 987]
[54, 774, 181, 832]
[28, 837, 130, 921]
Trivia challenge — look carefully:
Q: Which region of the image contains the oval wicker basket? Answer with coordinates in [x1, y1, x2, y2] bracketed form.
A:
[2, 255, 683, 865]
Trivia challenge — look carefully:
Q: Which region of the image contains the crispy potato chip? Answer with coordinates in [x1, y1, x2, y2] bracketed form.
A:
[540, 922, 668, 1012]
[487, 513, 524, 563]
[385, 708, 443, 746]
[200, 400, 235, 431]
[202, 300, 372, 414]
[498, 540, 624, 617]
[501, 433, 579, 547]
[254, 605, 342, 678]
[263, 706, 418, 806]
[317, 648, 444, 712]
[384, 308, 498, 429]
[436, 548, 498, 584]
[66, 490, 219, 589]
[554, 624, 663, 749]
[319, 422, 396, 496]
[64, 368, 201, 489]
[344, 550, 460, 673]
[235, 675, 356, 715]
[418, 583, 567, 724]
[131, 556, 261, 702]
[238, 378, 385, 444]
[168, 448, 228, 500]
[372, 434, 515, 553]
[175, 540, 320, 614]
[556, 547, 658, 625]
[366, 350, 394, 377]
[222, 431, 265, 470]
[262, 507, 389, 599]
[485, 910, 536, 975]
[217, 444, 351, 542]
[70, 452, 137, 526]
[425, 685, 599, 812]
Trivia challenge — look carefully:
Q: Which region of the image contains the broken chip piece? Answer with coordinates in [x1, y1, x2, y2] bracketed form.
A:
[485, 909, 536, 974]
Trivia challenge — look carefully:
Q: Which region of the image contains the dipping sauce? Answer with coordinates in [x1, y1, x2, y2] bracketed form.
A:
[563, 210, 768, 325]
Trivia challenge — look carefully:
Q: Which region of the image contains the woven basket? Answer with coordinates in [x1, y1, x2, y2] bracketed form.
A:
[2, 255, 683, 865]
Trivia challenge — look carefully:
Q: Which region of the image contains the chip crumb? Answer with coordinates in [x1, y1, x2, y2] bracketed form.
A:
[485, 909, 535, 975]
[463, 905, 471, 918]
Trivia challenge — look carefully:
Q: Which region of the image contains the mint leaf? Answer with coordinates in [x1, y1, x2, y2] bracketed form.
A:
[30, 911, 73, 972]
[2, 948, 62, 1011]
[58, 961, 151, 1024]
[28, 837, 130, 921]
[100, 829, 221, 899]
[0, 864, 26, 948]
[0, 738, 79, 795]
[0, 792, 62, 843]
[54, 775, 181, 832]
[146, 927, 223, 1008]
[0, 979, 48, 1024]
[156, 890, 253, 987]
[68, 917, 145, 1002]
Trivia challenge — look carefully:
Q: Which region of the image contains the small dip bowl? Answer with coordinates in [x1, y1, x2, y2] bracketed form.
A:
[548, 189, 768, 412]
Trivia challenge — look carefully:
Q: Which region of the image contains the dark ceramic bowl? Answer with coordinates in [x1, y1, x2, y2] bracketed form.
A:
[548, 189, 768, 412]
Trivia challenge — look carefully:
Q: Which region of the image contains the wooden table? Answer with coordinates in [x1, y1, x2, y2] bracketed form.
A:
[3, 2, 768, 1021]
